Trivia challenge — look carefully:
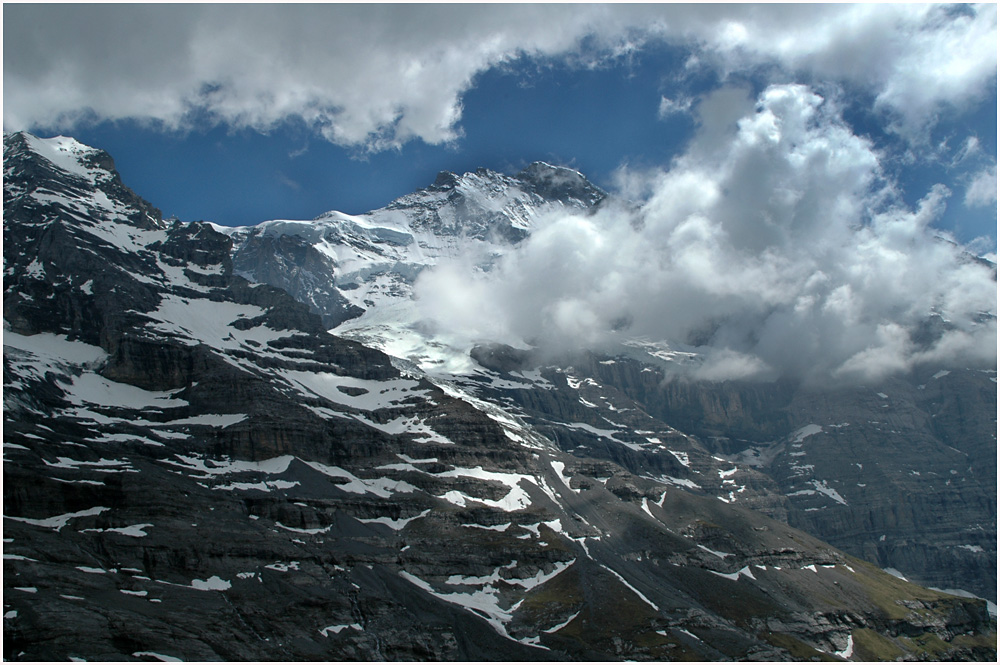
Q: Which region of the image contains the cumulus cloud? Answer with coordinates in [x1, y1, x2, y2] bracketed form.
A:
[3, 4, 624, 149]
[687, 3, 998, 140]
[3, 4, 995, 149]
[658, 95, 695, 119]
[965, 164, 998, 207]
[414, 83, 997, 384]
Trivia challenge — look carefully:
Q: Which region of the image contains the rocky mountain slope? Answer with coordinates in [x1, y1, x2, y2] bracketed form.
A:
[222, 146, 998, 606]
[3, 132, 996, 661]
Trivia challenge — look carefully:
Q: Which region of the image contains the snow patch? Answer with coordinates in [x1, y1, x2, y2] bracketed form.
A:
[275, 522, 331, 535]
[357, 509, 430, 530]
[80, 523, 152, 537]
[265, 561, 300, 573]
[791, 424, 823, 443]
[132, 652, 181, 662]
[697, 544, 733, 559]
[280, 370, 425, 412]
[399, 570, 518, 641]
[664, 476, 700, 490]
[212, 479, 300, 492]
[190, 576, 231, 591]
[641, 497, 657, 520]
[6, 506, 109, 531]
[304, 460, 417, 497]
[551, 460, 578, 494]
[320, 624, 362, 636]
[507, 559, 574, 590]
[23, 134, 100, 180]
[435, 466, 536, 512]
[834, 634, 854, 659]
[543, 610, 580, 633]
[162, 414, 247, 428]
[462, 522, 511, 532]
[708, 566, 756, 582]
[598, 564, 659, 611]
[810, 479, 848, 505]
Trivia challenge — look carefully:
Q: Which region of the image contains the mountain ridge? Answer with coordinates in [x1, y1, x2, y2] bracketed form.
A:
[3, 132, 996, 660]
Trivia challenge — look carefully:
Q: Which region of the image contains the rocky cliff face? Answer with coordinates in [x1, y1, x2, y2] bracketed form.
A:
[549, 352, 998, 601]
[3, 132, 996, 661]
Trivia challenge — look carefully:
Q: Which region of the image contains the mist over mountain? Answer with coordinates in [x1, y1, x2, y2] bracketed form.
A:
[3, 132, 996, 661]
[412, 84, 997, 385]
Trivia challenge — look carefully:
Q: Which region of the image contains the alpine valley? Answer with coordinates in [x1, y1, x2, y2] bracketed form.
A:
[3, 132, 996, 661]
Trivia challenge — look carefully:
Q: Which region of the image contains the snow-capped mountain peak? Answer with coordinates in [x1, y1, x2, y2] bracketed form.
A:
[223, 163, 606, 332]
[11, 132, 103, 181]
[4, 130, 163, 232]
[514, 161, 605, 208]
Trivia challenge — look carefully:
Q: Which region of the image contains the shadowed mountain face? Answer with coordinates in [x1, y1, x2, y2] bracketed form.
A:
[3, 132, 996, 661]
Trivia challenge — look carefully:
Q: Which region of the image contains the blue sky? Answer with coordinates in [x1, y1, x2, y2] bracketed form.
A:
[28, 44, 708, 227]
[4, 4, 997, 249]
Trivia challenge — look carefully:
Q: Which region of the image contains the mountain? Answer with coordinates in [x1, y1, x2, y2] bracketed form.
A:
[224, 147, 998, 606]
[3, 132, 996, 661]
[223, 161, 605, 329]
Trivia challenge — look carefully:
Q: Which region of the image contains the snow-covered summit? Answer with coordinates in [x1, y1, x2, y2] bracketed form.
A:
[367, 162, 604, 238]
[3, 131, 163, 231]
[515, 161, 605, 208]
[12, 132, 102, 179]
[225, 162, 607, 332]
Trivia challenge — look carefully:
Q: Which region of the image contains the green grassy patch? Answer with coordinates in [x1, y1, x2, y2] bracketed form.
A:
[672, 567, 783, 628]
[848, 558, 958, 621]
[852, 628, 905, 661]
[761, 631, 839, 661]
[527, 562, 675, 658]
[635, 630, 702, 661]
[951, 630, 998, 651]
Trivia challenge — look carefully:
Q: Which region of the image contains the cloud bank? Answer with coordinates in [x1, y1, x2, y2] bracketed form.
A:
[4, 4, 995, 149]
[415, 84, 997, 384]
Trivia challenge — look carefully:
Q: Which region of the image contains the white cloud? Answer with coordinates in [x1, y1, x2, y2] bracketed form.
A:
[415, 83, 997, 383]
[3, 4, 995, 149]
[2, 5, 628, 149]
[965, 165, 998, 207]
[658, 95, 694, 119]
[687, 4, 997, 141]
[691, 349, 774, 382]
